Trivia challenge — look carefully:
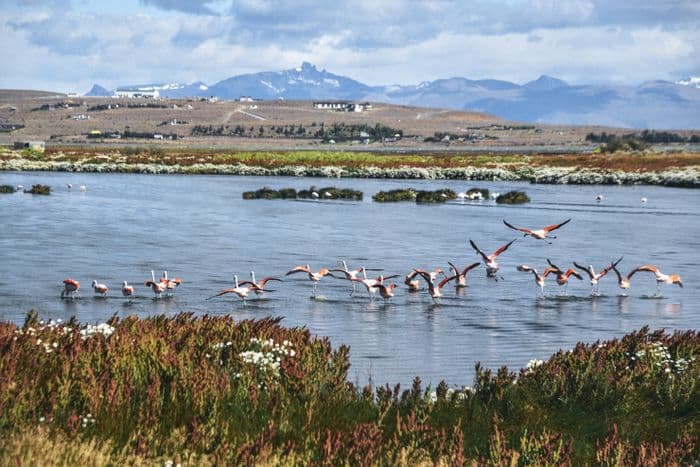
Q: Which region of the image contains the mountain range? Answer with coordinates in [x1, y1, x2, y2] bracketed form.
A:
[86, 62, 700, 129]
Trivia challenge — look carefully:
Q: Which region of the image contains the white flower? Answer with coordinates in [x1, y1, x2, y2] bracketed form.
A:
[39, 416, 45, 422]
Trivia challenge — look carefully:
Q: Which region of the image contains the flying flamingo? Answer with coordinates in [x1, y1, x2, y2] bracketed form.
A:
[121, 281, 134, 298]
[546, 259, 583, 295]
[469, 239, 516, 278]
[404, 269, 423, 292]
[206, 275, 255, 304]
[447, 261, 480, 287]
[573, 257, 622, 295]
[516, 265, 554, 297]
[610, 266, 644, 295]
[632, 265, 683, 295]
[91, 280, 108, 297]
[503, 218, 571, 243]
[330, 261, 367, 296]
[286, 265, 333, 298]
[61, 278, 80, 299]
[416, 271, 458, 303]
[248, 271, 282, 296]
[351, 272, 400, 299]
[374, 283, 397, 301]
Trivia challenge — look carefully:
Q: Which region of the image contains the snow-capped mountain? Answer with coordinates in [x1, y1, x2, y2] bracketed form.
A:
[85, 64, 700, 129]
[207, 62, 373, 100]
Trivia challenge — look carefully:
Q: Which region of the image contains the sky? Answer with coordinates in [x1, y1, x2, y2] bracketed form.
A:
[1, 0, 699, 93]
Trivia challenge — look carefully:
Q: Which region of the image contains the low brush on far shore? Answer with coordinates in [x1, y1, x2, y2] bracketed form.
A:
[1, 147, 699, 187]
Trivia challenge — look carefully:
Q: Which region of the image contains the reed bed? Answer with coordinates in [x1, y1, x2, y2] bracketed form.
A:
[0, 313, 697, 465]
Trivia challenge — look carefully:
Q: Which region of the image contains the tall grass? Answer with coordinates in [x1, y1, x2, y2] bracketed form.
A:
[0, 313, 697, 465]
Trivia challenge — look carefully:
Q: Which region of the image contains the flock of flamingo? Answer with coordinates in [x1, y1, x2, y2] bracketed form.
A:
[59, 217, 683, 305]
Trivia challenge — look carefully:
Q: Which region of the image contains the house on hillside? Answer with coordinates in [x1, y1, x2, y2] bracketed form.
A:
[14, 141, 45, 152]
[313, 101, 372, 112]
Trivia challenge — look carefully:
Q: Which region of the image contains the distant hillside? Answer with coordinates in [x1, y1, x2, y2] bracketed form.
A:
[0, 89, 66, 100]
[83, 64, 700, 129]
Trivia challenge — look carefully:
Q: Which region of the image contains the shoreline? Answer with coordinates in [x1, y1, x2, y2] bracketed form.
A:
[1, 158, 698, 187]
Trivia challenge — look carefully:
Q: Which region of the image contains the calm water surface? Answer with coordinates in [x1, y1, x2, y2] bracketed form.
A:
[1, 172, 698, 388]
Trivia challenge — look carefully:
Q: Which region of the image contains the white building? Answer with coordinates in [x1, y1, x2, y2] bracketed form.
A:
[313, 101, 372, 112]
[113, 87, 161, 99]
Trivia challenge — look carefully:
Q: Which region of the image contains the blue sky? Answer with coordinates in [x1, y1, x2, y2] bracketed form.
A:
[1, 0, 699, 92]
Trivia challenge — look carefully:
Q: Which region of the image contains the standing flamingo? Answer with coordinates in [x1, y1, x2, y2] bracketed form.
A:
[61, 279, 80, 299]
[503, 218, 571, 243]
[286, 265, 333, 298]
[469, 239, 516, 278]
[573, 257, 622, 295]
[91, 280, 109, 297]
[145, 271, 166, 298]
[121, 281, 134, 298]
[160, 271, 182, 295]
[447, 261, 480, 287]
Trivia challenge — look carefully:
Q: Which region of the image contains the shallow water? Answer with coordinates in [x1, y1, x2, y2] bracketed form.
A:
[1, 172, 698, 388]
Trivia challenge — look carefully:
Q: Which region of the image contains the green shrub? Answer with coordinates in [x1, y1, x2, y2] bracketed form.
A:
[0, 185, 14, 194]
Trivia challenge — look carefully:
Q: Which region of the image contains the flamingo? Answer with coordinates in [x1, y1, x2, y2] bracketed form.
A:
[632, 265, 683, 295]
[15, 184, 24, 192]
[330, 261, 366, 296]
[160, 271, 182, 295]
[596, 194, 603, 203]
[404, 269, 423, 292]
[447, 261, 480, 287]
[121, 281, 134, 298]
[469, 239, 516, 278]
[374, 283, 397, 301]
[503, 218, 571, 243]
[91, 280, 108, 297]
[61, 278, 80, 299]
[351, 272, 400, 299]
[145, 271, 166, 298]
[416, 271, 458, 303]
[79, 185, 86, 192]
[286, 265, 333, 298]
[610, 266, 643, 295]
[641, 197, 647, 204]
[248, 271, 282, 296]
[67, 183, 73, 190]
[573, 257, 622, 295]
[545, 259, 583, 295]
[206, 275, 255, 304]
[516, 265, 553, 297]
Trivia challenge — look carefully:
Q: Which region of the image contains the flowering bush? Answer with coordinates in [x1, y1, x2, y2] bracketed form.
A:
[0, 314, 697, 465]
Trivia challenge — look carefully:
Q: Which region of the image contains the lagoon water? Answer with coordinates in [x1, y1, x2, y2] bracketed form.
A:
[1, 172, 698, 388]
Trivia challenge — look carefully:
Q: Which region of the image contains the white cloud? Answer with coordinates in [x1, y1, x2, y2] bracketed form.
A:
[0, 2, 698, 92]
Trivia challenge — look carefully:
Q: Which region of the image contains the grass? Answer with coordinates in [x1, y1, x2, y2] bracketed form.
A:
[496, 190, 530, 204]
[0, 185, 14, 194]
[0, 313, 697, 465]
